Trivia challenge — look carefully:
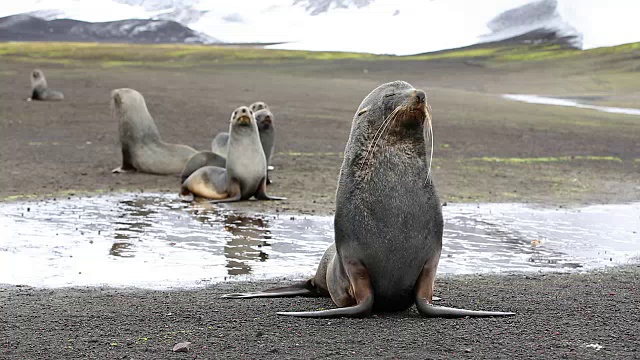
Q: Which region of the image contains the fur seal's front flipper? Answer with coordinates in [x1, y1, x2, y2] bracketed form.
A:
[254, 178, 286, 200]
[222, 280, 319, 299]
[278, 259, 374, 318]
[414, 259, 515, 318]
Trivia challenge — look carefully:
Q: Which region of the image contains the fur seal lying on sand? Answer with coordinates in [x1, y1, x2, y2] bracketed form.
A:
[180, 151, 226, 183]
[29, 69, 64, 101]
[111, 88, 197, 175]
[181, 106, 285, 203]
[222, 81, 515, 318]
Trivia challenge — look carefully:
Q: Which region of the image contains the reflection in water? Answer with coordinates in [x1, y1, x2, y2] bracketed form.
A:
[0, 193, 638, 289]
[186, 203, 273, 276]
[109, 242, 135, 258]
[222, 214, 271, 276]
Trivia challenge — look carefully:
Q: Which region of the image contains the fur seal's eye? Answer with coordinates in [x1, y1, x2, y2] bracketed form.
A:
[233, 111, 237, 117]
[384, 93, 396, 98]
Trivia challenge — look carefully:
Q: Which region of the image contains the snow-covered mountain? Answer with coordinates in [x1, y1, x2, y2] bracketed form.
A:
[1, 0, 639, 55]
[0, 14, 217, 44]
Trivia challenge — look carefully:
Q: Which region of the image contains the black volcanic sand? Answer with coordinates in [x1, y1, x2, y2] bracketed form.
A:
[1, 266, 639, 359]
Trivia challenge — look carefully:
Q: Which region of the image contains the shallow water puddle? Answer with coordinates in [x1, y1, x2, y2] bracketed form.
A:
[502, 94, 640, 116]
[0, 193, 638, 289]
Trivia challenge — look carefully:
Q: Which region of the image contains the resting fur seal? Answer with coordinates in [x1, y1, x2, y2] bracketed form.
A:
[111, 88, 197, 175]
[222, 81, 515, 318]
[181, 106, 285, 203]
[29, 69, 64, 101]
[180, 151, 226, 183]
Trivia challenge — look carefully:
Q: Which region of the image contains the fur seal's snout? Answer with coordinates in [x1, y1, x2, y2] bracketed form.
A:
[232, 106, 253, 126]
[414, 89, 426, 104]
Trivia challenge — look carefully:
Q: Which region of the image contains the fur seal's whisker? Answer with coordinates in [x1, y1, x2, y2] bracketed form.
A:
[362, 106, 401, 169]
[361, 107, 397, 169]
[424, 104, 434, 186]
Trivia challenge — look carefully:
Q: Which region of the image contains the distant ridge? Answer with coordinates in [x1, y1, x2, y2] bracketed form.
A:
[0, 14, 218, 44]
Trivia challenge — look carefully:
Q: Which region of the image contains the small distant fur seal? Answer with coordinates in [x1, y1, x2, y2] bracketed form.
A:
[222, 81, 515, 318]
[181, 106, 285, 203]
[111, 88, 197, 175]
[29, 69, 64, 101]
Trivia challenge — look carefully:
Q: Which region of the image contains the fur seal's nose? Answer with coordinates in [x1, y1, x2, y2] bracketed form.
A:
[415, 90, 426, 104]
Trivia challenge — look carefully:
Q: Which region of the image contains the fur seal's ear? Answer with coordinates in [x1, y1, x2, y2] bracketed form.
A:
[357, 107, 369, 116]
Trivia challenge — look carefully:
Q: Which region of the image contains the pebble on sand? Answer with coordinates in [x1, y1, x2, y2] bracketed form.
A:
[172, 341, 191, 352]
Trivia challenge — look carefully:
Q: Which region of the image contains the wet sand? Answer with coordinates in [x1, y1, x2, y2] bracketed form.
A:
[1, 45, 640, 358]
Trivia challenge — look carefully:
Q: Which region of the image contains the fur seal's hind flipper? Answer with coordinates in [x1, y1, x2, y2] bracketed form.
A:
[414, 259, 514, 318]
[254, 178, 286, 200]
[222, 280, 319, 299]
[277, 256, 374, 318]
[416, 300, 515, 318]
[277, 294, 374, 318]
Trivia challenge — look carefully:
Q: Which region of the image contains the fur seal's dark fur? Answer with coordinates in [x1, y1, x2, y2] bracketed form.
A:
[111, 88, 197, 175]
[222, 81, 515, 318]
[29, 69, 64, 101]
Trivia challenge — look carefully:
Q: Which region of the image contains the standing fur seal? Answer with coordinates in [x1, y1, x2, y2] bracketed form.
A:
[111, 88, 197, 175]
[29, 69, 64, 101]
[222, 81, 515, 318]
[211, 107, 276, 182]
[180, 151, 226, 183]
[255, 109, 275, 184]
[249, 101, 269, 113]
[181, 106, 285, 202]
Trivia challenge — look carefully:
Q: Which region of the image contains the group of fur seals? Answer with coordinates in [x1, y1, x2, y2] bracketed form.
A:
[29, 69, 64, 101]
[223, 81, 515, 318]
[111, 88, 197, 175]
[181, 105, 285, 202]
[211, 101, 276, 182]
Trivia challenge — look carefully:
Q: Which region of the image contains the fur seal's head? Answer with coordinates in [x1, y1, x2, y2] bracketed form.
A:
[254, 109, 274, 131]
[110, 88, 149, 116]
[230, 106, 256, 129]
[347, 80, 433, 177]
[110, 88, 160, 141]
[30, 69, 47, 88]
[249, 101, 268, 113]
